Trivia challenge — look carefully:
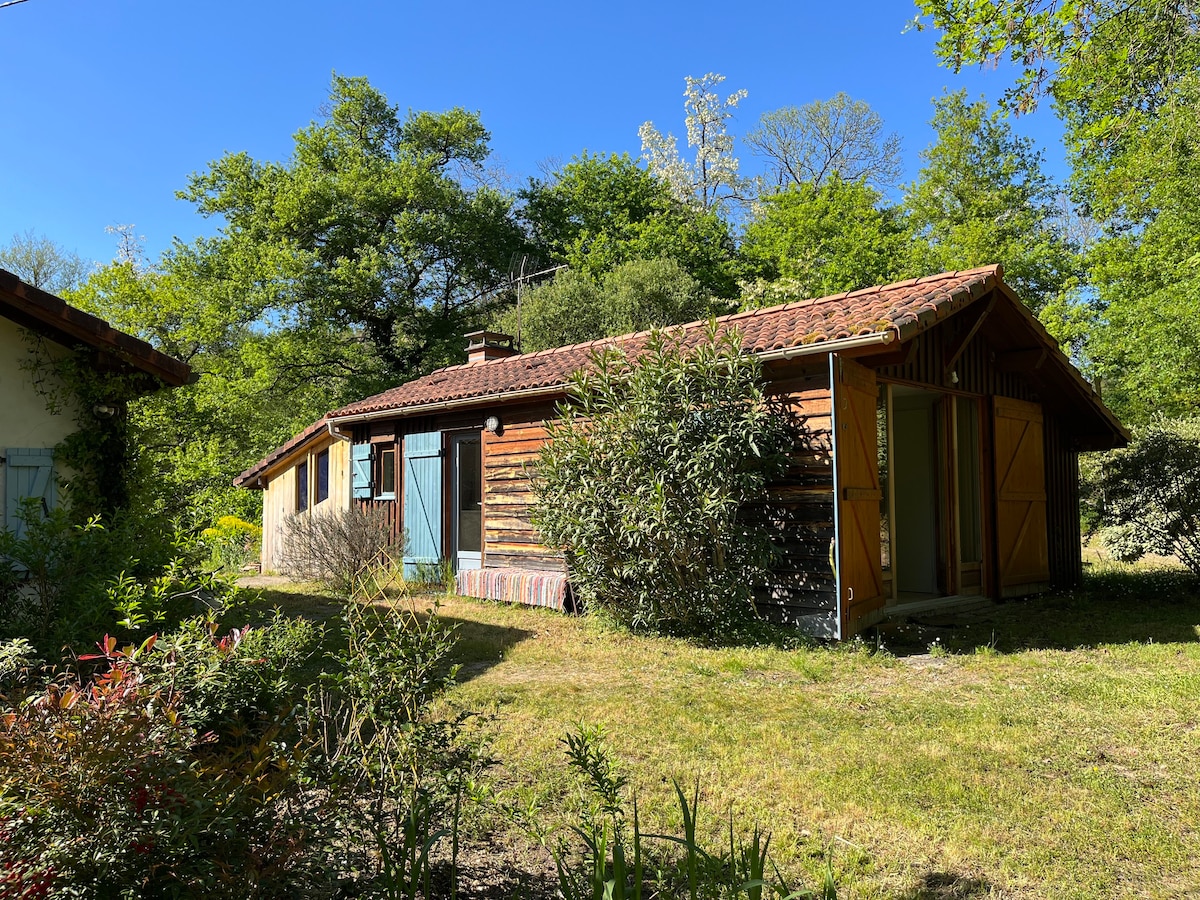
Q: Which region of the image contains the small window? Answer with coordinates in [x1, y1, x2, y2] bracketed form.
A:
[316, 449, 330, 504]
[296, 459, 309, 512]
[376, 446, 397, 500]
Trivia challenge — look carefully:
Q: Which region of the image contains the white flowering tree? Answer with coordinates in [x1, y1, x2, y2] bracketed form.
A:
[639, 73, 749, 213]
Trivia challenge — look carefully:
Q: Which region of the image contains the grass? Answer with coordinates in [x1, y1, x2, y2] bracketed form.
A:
[257, 564, 1200, 899]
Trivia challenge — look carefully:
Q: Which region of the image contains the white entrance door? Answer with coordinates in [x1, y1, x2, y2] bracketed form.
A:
[450, 434, 483, 571]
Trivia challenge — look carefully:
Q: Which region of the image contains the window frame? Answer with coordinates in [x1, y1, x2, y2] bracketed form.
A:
[315, 448, 330, 505]
[374, 444, 397, 501]
[295, 458, 309, 513]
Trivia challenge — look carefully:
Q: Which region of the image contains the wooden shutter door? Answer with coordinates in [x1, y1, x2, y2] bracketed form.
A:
[351, 444, 372, 499]
[402, 431, 443, 579]
[4, 448, 56, 540]
[992, 397, 1050, 596]
[832, 357, 885, 637]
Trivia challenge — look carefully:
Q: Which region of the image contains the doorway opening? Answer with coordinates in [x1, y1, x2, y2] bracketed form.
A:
[450, 433, 482, 571]
[877, 384, 984, 604]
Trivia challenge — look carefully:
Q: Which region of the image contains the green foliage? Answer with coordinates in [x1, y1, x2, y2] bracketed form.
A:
[312, 595, 482, 898]
[499, 257, 726, 352]
[0, 632, 320, 898]
[0, 229, 89, 294]
[143, 614, 321, 744]
[548, 725, 835, 900]
[0, 506, 224, 654]
[916, 2, 1200, 422]
[740, 177, 911, 302]
[1093, 418, 1200, 575]
[17, 333, 152, 521]
[200, 515, 262, 573]
[904, 90, 1077, 310]
[522, 152, 740, 298]
[180, 73, 527, 382]
[532, 325, 794, 635]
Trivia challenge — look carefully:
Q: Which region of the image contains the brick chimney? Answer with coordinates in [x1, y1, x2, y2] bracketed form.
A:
[465, 330, 518, 363]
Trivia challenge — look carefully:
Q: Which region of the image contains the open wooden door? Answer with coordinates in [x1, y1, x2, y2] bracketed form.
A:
[832, 356, 885, 637]
[992, 397, 1050, 596]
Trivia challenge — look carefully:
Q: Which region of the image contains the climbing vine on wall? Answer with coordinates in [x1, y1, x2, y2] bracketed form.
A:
[20, 332, 150, 519]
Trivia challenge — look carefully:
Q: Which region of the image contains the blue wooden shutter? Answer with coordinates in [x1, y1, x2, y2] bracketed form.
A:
[402, 431, 443, 579]
[5, 448, 56, 540]
[351, 444, 372, 499]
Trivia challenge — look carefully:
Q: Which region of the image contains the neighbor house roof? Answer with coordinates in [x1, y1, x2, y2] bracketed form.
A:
[0, 268, 192, 387]
[235, 265, 1127, 488]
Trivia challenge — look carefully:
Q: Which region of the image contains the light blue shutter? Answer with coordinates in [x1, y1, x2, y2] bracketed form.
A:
[402, 431, 443, 579]
[351, 443, 372, 499]
[5, 448, 56, 540]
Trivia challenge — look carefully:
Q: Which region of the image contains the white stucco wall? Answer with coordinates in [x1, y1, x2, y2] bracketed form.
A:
[0, 317, 78, 530]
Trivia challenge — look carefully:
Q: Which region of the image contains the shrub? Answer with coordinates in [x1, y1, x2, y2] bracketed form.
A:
[0, 632, 321, 898]
[0, 506, 232, 653]
[1095, 417, 1200, 575]
[279, 506, 403, 593]
[532, 325, 794, 635]
[200, 515, 262, 572]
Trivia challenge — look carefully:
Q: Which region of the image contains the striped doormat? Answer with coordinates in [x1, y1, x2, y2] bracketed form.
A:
[455, 567, 571, 612]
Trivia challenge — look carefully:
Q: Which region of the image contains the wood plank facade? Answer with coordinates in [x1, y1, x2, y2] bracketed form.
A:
[239, 268, 1127, 639]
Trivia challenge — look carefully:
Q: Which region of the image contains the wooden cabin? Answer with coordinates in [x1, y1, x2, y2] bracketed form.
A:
[236, 266, 1127, 639]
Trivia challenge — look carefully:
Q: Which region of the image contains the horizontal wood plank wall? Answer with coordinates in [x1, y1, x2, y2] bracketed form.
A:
[758, 365, 837, 623]
[482, 400, 564, 572]
[351, 403, 566, 572]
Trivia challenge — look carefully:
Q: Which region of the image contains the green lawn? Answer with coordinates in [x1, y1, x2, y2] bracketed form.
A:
[262, 567, 1200, 899]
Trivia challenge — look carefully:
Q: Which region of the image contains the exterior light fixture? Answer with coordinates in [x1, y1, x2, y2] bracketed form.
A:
[484, 415, 501, 434]
[93, 403, 117, 418]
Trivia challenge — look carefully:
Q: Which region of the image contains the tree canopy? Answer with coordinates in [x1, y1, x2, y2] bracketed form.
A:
[521, 152, 739, 299]
[180, 74, 528, 383]
[904, 90, 1077, 311]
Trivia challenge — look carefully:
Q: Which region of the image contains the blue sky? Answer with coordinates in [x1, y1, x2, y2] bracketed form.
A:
[0, 0, 1065, 268]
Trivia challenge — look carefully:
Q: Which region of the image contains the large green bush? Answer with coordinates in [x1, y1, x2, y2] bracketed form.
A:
[532, 325, 794, 636]
[1095, 417, 1200, 575]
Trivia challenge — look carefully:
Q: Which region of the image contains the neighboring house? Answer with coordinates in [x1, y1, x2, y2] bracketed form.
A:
[0, 268, 191, 535]
[237, 266, 1128, 639]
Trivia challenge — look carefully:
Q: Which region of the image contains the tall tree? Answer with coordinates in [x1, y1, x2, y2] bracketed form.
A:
[639, 73, 750, 213]
[0, 230, 89, 294]
[916, 1, 1200, 421]
[496, 257, 721, 353]
[521, 153, 739, 299]
[740, 176, 913, 304]
[904, 90, 1077, 310]
[745, 94, 903, 191]
[179, 74, 528, 382]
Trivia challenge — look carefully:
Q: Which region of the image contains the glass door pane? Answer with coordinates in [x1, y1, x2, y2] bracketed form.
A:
[455, 437, 482, 559]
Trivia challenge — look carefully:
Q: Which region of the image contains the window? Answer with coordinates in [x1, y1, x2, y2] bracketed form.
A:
[296, 459, 309, 512]
[375, 446, 396, 500]
[316, 449, 330, 504]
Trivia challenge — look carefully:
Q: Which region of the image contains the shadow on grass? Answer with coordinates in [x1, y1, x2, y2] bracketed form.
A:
[246, 583, 536, 685]
[875, 566, 1200, 656]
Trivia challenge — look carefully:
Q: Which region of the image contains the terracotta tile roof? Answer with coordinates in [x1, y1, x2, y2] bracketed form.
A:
[331, 266, 1001, 419]
[233, 416, 332, 488]
[0, 268, 192, 387]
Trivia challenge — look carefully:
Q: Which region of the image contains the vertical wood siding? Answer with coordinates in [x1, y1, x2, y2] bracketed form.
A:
[260, 435, 350, 572]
